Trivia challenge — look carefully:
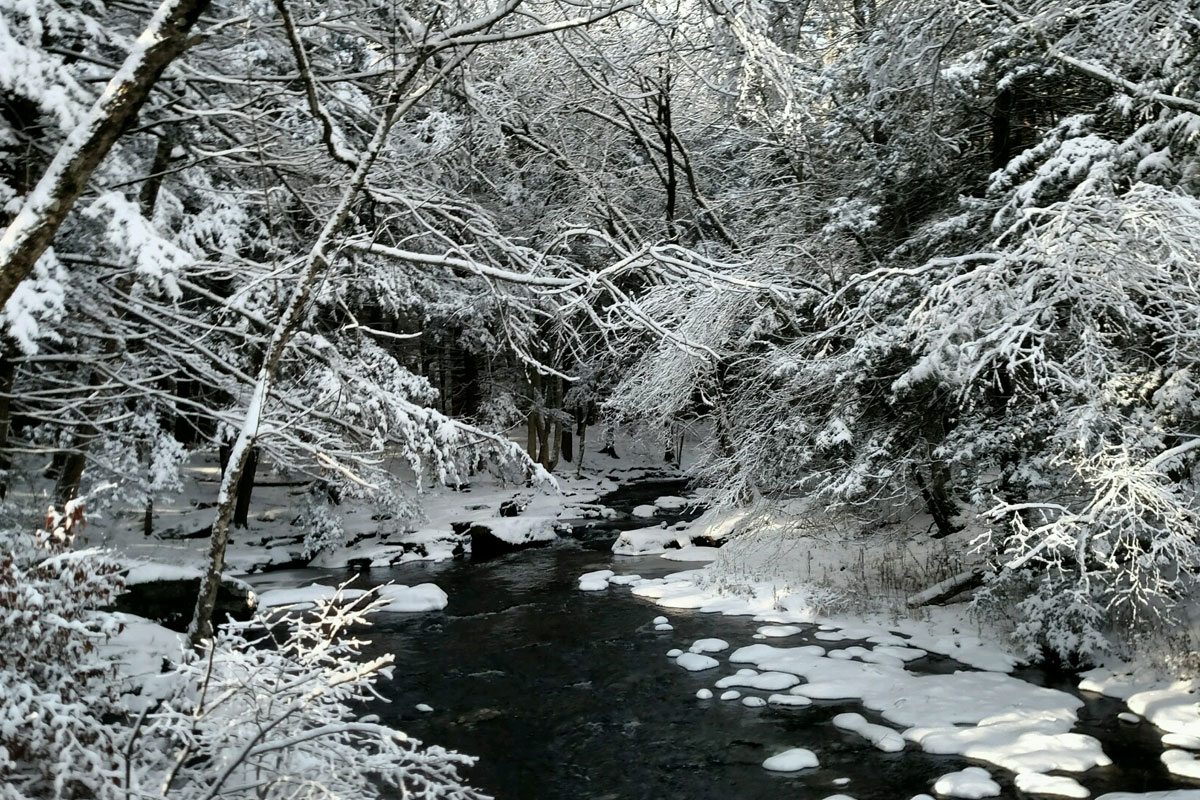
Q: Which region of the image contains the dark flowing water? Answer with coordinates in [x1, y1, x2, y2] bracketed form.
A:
[277, 544, 1183, 800]
[246, 477, 1185, 799]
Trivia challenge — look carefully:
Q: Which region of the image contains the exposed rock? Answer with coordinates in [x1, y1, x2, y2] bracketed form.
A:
[499, 499, 526, 517]
[469, 516, 559, 561]
[112, 564, 257, 632]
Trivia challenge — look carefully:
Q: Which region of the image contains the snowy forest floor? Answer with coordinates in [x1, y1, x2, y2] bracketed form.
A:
[17, 427, 1200, 799]
[48, 429, 687, 575]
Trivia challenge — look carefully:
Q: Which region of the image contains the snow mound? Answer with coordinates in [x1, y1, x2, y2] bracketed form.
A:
[762, 748, 818, 772]
[1096, 794, 1200, 800]
[376, 583, 447, 612]
[832, 712, 905, 752]
[932, 767, 1000, 799]
[661, 546, 720, 562]
[675, 653, 719, 671]
[578, 569, 615, 591]
[258, 584, 366, 609]
[689, 638, 729, 653]
[758, 624, 804, 638]
[654, 495, 690, 510]
[1014, 773, 1090, 798]
[1163, 749, 1200, 779]
[716, 671, 800, 691]
[475, 516, 558, 545]
[612, 526, 687, 555]
[632, 504, 658, 517]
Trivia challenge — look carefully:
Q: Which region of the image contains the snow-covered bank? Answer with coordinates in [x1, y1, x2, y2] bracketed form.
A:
[582, 506, 1200, 799]
[63, 429, 693, 579]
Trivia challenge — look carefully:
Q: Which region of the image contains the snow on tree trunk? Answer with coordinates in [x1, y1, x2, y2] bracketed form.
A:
[0, 0, 212, 310]
[188, 48, 455, 646]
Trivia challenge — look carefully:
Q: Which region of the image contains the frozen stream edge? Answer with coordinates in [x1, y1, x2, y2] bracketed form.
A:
[581, 565, 1200, 800]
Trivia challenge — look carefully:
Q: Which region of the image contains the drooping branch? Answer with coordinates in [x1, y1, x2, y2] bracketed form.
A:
[0, 0, 213, 311]
[993, 0, 1200, 116]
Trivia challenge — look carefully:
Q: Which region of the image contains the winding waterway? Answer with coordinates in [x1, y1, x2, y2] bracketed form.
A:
[253, 542, 1184, 800]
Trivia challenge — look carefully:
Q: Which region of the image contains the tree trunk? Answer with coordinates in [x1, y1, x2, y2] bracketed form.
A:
[575, 418, 587, 478]
[0, 349, 15, 499]
[232, 447, 258, 528]
[913, 463, 960, 538]
[527, 411, 538, 458]
[189, 39, 469, 646]
[53, 450, 87, 507]
[561, 428, 573, 463]
[0, 0, 213, 310]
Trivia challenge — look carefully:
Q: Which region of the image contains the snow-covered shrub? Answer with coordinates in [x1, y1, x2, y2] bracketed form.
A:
[130, 589, 488, 800]
[975, 571, 1110, 668]
[297, 487, 346, 559]
[0, 506, 124, 799]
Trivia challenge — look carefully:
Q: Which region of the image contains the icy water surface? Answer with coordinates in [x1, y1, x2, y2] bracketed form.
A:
[312, 546, 1185, 800]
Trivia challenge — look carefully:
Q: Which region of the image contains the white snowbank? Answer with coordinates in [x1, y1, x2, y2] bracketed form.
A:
[257, 582, 446, 613]
[1096, 793, 1200, 799]
[661, 546, 720, 562]
[832, 712, 905, 752]
[124, 562, 205, 584]
[932, 767, 1000, 799]
[578, 569, 615, 591]
[689, 638, 729, 653]
[1163, 750, 1200, 780]
[728, 643, 1108, 774]
[632, 504, 658, 517]
[762, 748, 818, 771]
[123, 561, 254, 594]
[654, 495, 690, 510]
[675, 653, 719, 671]
[1081, 668, 1200, 755]
[612, 526, 687, 556]
[1012, 773, 1089, 799]
[758, 624, 804, 638]
[475, 516, 558, 545]
[258, 584, 366, 609]
[375, 583, 447, 612]
[716, 671, 801, 691]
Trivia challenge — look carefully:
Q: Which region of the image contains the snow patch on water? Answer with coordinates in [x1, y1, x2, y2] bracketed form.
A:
[1013, 772, 1090, 798]
[675, 652, 718, 671]
[762, 748, 818, 771]
[932, 766, 1000, 798]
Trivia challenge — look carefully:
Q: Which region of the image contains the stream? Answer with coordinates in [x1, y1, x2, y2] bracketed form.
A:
[247, 481, 1188, 799]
